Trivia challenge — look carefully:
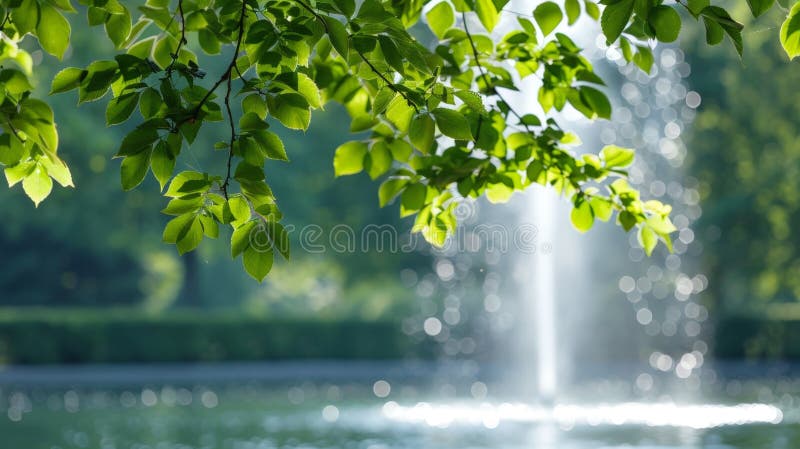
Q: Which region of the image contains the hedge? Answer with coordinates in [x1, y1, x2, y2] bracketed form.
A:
[0, 308, 433, 364]
[715, 316, 800, 359]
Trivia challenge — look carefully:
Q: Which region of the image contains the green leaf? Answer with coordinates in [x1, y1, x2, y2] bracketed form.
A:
[747, 0, 774, 17]
[372, 87, 395, 116]
[39, 156, 73, 188]
[22, 164, 53, 207]
[11, 0, 39, 35]
[725, 26, 744, 57]
[151, 140, 175, 191]
[570, 199, 594, 232]
[50, 68, 86, 94]
[153, 35, 177, 69]
[106, 4, 132, 49]
[426, 1, 455, 39]
[0, 135, 23, 167]
[106, 91, 140, 125]
[781, 2, 800, 59]
[475, 0, 499, 31]
[703, 16, 724, 45]
[379, 178, 408, 207]
[646, 214, 677, 235]
[198, 29, 221, 54]
[618, 210, 637, 231]
[199, 215, 219, 239]
[366, 143, 392, 179]
[243, 244, 273, 282]
[268, 94, 311, 130]
[533, 2, 563, 36]
[687, 0, 710, 17]
[385, 96, 414, 132]
[388, 140, 413, 161]
[333, 141, 368, 176]
[633, 45, 654, 73]
[648, 6, 681, 43]
[0, 69, 33, 95]
[455, 90, 487, 115]
[579, 86, 612, 119]
[5, 161, 35, 187]
[325, 17, 349, 58]
[240, 112, 269, 132]
[589, 197, 613, 221]
[333, 0, 356, 17]
[297, 73, 322, 109]
[701, 6, 744, 56]
[243, 94, 267, 119]
[127, 35, 155, 59]
[239, 138, 266, 167]
[583, 0, 599, 19]
[231, 220, 256, 257]
[163, 213, 194, 244]
[117, 126, 159, 157]
[565, 0, 580, 25]
[401, 183, 427, 216]
[139, 88, 162, 119]
[253, 130, 288, 161]
[378, 36, 404, 75]
[79, 60, 119, 103]
[432, 108, 473, 140]
[638, 225, 657, 256]
[176, 216, 203, 255]
[486, 182, 514, 203]
[162, 197, 203, 216]
[267, 222, 290, 260]
[227, 197, 252, 225]
[36, 4, 71, 59]
[600, 0, 633, 43]
[165, 172, 213, 198]
[409, 114, 435, 153]
[601, 145, 635, 168]
[51, 0, 76, 13]
[234, 162, 265, 182]
[120, 150, 151, 191]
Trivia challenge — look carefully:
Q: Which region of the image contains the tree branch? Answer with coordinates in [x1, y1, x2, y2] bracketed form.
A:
[218, 0, 249, 199]
[192, 0, 248, 120]
[462, 12, 532, 132]
[356, 51, 419, 113]
[294, 0, 419, 113]
[165, 0, 188, 75]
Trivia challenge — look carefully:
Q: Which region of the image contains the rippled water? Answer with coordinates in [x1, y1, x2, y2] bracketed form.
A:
[2, 364, 799, 449]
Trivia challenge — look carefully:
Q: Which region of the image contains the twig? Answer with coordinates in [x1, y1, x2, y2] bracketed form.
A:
[356, 51, 419, 113]
[294, 0, 419, 113]
[218, 0, 249, 199]
[192, 0, 248, 120]
[166, 0, 188, 74]
[220, 74, 236, 199]
[4, 119, 23, 143]
[0, 11, 11, 30]
[463, 12, 532, 132]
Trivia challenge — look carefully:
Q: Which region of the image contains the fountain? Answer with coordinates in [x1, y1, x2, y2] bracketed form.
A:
[1, 4, 797, 449]
[532, 188, 557, 401]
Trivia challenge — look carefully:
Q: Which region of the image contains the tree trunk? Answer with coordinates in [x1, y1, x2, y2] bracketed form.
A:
[177, 251, 201, 307]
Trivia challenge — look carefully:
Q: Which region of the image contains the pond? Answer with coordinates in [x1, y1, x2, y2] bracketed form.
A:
[1, 362, 799, 448]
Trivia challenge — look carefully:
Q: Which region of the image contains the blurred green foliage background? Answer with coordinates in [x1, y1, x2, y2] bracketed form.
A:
[3, 12, 800, 363]
[683, 6, 800, 353]
[0, 25, 427, 317]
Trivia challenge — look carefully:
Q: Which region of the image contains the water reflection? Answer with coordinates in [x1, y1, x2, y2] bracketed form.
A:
[381, 401, 783, 429]
[2, 372, 799, 449]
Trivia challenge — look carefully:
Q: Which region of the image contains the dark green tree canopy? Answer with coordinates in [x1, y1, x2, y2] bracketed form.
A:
[0, 0, 798, 280]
